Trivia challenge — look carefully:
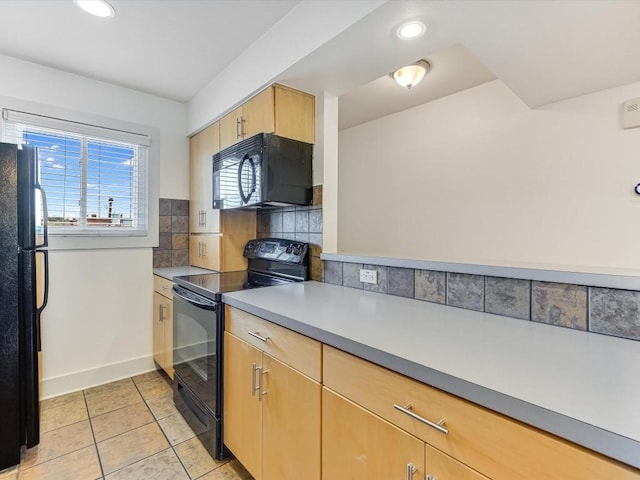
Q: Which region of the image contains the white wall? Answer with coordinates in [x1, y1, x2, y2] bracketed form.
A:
[337, 79, 640, 276]
[0, 54, 189, 397]
[188, 0, 385, 135]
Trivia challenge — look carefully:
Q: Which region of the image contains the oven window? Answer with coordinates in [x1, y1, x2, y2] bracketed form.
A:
[175, 312, 211, 380]
[172, 292, 219, 414]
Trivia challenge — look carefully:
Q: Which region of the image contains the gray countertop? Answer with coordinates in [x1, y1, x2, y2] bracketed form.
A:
[223, 281, 640, 469]
[153, 266, 213, 280]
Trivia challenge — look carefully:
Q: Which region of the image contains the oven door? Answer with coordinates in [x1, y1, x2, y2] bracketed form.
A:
[172, 285, 220, 415]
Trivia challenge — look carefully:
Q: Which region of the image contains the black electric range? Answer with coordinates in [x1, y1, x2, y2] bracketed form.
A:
[170, 238, 309, 461]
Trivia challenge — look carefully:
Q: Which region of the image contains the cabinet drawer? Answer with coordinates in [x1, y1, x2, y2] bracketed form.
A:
[226, 306, 321, 382]
[323, 345, 639, 480]
[154, 275, 173, 299]
[425, 445, 488, 480]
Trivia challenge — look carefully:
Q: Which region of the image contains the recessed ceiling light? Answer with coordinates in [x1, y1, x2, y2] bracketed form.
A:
[74, 0, 115, 18]
[396, 21, 426, 40]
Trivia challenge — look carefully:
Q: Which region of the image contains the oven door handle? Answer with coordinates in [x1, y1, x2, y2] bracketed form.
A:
[172, 285, 217, 311]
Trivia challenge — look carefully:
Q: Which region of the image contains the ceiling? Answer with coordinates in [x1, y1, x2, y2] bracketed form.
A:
[1, 0, 640, 130]
[0, 0, 299, 102]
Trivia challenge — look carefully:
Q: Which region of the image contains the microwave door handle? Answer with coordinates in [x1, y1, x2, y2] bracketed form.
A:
[249, 157, 256, 198]
[238, 155, 257, 204]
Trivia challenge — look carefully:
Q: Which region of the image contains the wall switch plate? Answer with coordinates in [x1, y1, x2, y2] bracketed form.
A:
[359, 269, 378, 284]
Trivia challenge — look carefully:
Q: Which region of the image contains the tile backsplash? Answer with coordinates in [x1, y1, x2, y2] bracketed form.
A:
[181, 182, 639, 343]
[153, 198, 189, 268]
[322, 259, 640, 342]
[257, 185, 323, 281]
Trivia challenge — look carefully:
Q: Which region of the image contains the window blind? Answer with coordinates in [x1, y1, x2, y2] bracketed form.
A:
[2, 108, 150, 236]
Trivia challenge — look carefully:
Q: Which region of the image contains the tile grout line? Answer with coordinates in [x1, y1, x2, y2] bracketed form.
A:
[82, 388, 106, 480]
[18, 398, 99, 477]
[132, 374, 195, 480]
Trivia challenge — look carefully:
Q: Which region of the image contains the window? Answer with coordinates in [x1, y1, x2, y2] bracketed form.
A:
[2, 109, 150, 236]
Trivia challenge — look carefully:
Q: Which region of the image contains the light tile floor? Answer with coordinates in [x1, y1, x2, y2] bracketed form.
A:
[0, 370, 253, 480]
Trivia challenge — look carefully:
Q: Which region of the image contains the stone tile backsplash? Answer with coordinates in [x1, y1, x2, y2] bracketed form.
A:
[257, 185, 323, 281]
[388, 267, 415, 298]
[532, 281, 588, 330]
[153, 198, 189, 268]
[447, 273, 485, 312]
[589, 288, 640, 340]
[415, 270, 446, 304]
[255, 182, 640, 342]
[485, 277, 531, 320]
[321, 259, 640, 342]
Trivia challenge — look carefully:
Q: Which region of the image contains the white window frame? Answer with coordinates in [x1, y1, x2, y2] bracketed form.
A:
[0, 98, 159, 250]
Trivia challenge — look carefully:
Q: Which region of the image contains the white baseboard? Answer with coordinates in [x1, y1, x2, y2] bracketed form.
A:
[40, 355, 157, 399]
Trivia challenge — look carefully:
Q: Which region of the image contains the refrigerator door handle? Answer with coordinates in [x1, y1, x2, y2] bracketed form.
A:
[34, 183, 48, 248]
[35, 249, 49, 352]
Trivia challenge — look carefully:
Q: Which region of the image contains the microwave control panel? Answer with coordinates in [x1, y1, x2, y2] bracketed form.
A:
[244, 238, 308, 264]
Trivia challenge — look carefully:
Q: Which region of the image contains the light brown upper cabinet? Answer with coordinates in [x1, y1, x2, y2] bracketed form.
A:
[189, 210, 256, 272]
[189, 121, 220, 234]
[219, 84, 315, 151]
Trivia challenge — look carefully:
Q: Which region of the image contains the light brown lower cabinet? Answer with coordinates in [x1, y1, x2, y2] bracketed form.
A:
[322, 387, 425, 479]
[223, 329, 321, 480]
[322, 387, 488, 480]
[323, 345, 640, 480]
[222, 310, 639, 480]
[152, 276, 173, 379]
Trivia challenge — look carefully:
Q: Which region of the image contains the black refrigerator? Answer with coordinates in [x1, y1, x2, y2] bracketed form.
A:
[0, 142, 49, 470]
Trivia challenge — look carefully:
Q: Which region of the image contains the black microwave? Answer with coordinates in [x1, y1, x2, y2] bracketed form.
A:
[213, 133, 312, 209]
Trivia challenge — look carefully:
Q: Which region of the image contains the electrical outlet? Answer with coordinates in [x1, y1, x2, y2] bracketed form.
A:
[359, 269, 378, 284]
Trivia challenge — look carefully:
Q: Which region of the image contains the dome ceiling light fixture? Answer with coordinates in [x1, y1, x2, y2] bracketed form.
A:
[74, 0, 115, 18]
[391, 60, 430, 90]
[396, 21, 426, 40]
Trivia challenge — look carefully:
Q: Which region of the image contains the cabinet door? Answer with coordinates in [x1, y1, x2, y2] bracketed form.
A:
[190, 122, 220, 234]
[189, 234, 221, 270]
[153, 292, 173, 378]
[243, 87, 275, 139]
[274, 85, 315, 144]
[322, 387, 424, 480]
[220, 106, 244, 151]
[162, 299, 173, 379]
[425, 445, 489, 480]
[224, 332, 263, 480]
[262, 354, 321, 480]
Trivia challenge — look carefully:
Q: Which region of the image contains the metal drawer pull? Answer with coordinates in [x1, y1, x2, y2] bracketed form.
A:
[406, 462, 417, 479]
[251, 363, 259, 396]
[258, 367, 267, 401]
[393, 403, 449, 435]
[426, 476, 436, 480]
[247, 331, 269, 343]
